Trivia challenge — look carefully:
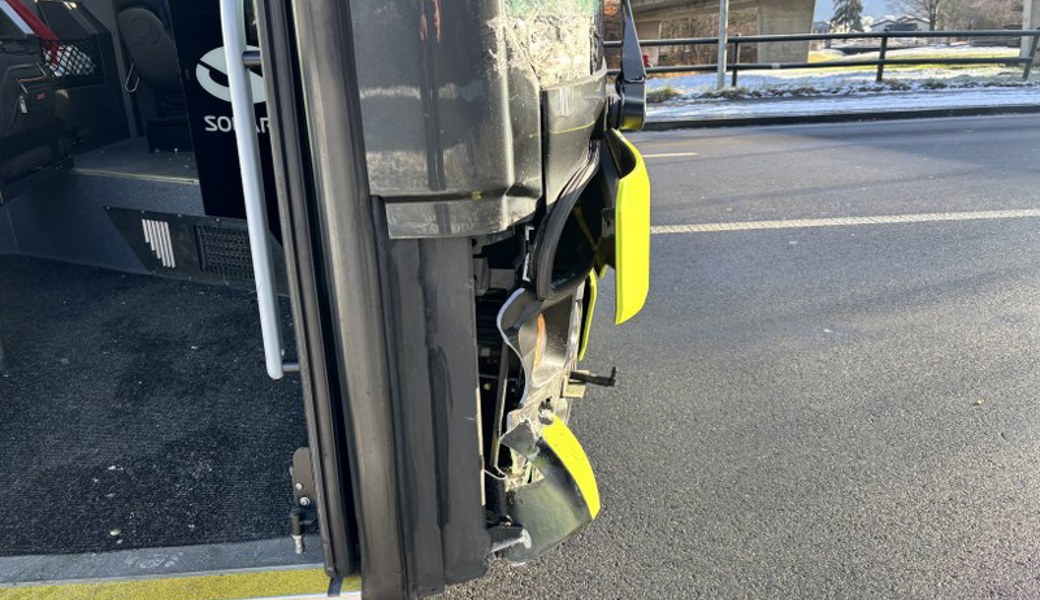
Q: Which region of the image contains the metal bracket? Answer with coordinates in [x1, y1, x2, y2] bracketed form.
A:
[488, 524, 531, 554]
[610, 0, 646, 131]
[290, 448, 318, 554]
[570, 367, 617, 388]
[291, 447, 317, 508]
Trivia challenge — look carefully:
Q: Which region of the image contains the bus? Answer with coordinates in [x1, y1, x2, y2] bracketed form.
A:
[0, 0, 649, 597]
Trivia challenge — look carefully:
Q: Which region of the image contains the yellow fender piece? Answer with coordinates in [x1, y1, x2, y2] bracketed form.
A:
[499, 415, 601, 562]
[541, 415, 601, 519]
[609, 130, 650, 325]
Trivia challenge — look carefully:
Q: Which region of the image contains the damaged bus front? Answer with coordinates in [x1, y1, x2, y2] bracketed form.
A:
[251, 0, 651, 594]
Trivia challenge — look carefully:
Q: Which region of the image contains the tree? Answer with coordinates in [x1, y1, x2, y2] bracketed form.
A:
[942, 0, 1022, 29]
[833, 0, 865, 31]
[889, 0, 944, 30]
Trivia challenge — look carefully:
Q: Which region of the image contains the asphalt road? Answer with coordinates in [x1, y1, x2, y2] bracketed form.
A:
[445, 115, 1040, 599]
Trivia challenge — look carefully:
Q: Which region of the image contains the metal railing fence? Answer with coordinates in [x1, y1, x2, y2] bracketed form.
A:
[607, 29, 1040, 86]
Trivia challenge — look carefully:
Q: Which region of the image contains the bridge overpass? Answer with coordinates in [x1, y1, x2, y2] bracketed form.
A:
[632, 0, 818, 63]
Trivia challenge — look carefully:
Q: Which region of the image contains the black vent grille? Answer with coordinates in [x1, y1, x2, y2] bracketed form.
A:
[195, 226, 253, 281]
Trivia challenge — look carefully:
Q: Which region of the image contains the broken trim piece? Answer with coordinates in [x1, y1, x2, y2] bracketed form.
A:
[499, 415, 600, 563]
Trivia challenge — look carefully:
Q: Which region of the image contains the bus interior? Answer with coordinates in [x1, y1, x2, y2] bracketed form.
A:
[0, 0, 317, 581]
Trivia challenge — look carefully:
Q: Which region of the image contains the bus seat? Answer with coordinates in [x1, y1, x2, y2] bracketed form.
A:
[116, 4, 181, 96]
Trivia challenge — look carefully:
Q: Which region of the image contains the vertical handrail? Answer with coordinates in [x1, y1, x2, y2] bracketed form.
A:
[220, 0, 289, 380]
[876, 34, 888, 83]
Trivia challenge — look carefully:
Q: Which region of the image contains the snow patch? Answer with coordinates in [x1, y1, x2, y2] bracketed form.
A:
[649, 88, 1040, 121]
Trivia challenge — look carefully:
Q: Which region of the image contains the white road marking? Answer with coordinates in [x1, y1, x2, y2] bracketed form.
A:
[642, 151, 699, 159]
[651, 209, 1040, 235]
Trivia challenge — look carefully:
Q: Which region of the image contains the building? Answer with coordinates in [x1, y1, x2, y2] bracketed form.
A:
[868, 16, 931, 32]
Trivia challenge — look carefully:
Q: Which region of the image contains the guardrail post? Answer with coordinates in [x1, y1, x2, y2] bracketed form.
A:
[716, 0, 729, 88]
[876, 34, 888, 82]
[731, 36, 740, 86]
[1023, 30, 1040, 80]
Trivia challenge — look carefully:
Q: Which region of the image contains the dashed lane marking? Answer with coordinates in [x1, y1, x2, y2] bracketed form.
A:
[642, 151, 699, 159]
[651, 209, 1040, 235]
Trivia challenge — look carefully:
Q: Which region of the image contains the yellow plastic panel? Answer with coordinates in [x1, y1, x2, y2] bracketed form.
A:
[578, 272, 597, 362]
[541, 416, 601, 519]
[611, 130, 650, 324]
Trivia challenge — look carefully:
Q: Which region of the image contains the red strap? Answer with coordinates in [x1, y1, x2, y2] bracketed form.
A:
[4, 0, 59, 63]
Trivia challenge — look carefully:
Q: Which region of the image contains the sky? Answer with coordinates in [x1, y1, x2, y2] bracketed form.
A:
[814, 0, 894, 21]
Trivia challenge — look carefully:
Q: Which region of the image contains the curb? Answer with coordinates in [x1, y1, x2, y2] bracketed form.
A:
[643, 104, 1040, 130]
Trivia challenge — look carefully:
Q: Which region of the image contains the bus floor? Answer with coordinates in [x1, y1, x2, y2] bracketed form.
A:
[0, 254, 306, 557]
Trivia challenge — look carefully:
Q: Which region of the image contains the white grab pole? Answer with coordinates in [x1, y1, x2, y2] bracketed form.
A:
[220, 0, 287, 380]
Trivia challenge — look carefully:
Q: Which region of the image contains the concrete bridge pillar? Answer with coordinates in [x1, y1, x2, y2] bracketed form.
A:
[1023, 0, 1040, 58]
[757, 0, 815, 63]
[630, 0, 817, 64]
[636, 19, 663, 65]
